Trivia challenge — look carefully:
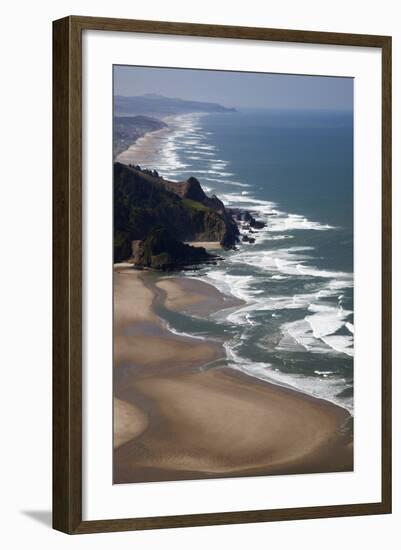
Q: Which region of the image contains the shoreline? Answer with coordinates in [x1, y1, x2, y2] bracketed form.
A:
[115, 125, 172, 166]
[115, 113, 192, 167]
[113, 267, 353, 483]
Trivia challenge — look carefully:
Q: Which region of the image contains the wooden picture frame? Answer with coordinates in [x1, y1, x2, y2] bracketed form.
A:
[53, 15, 392, 534]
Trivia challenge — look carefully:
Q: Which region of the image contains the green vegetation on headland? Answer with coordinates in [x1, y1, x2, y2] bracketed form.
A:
[181, 198, 210, 211]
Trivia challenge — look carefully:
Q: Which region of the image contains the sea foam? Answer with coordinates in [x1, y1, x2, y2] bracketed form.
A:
[137, 111, 354, 412]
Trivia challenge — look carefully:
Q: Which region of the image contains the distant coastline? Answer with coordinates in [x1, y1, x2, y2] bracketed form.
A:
[115, 114, 181, 165]
[114, 93, 236, 162]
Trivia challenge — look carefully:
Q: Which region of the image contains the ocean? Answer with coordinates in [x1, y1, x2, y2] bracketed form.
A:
[136, 109, 354, 412]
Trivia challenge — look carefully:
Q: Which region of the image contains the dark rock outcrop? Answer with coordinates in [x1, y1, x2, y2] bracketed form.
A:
[132, 225, 212, 270]
[165, 176, 226, 211]
[229, 208, 266, 230]
[249, 219, 265, 230]
[242, 235, 255, 243]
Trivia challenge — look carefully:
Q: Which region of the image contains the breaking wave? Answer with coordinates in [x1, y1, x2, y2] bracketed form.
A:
[134, 111, 354, 413]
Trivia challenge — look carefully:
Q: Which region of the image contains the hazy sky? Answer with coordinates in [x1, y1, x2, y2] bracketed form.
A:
[114, 65, 353, 111]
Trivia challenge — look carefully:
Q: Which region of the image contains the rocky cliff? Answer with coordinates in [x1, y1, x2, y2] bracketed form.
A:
[132, 225, 212, 270]
[113, 162, 239, 266]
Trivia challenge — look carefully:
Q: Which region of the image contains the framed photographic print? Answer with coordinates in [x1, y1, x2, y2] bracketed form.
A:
[53, 16, 392, 534]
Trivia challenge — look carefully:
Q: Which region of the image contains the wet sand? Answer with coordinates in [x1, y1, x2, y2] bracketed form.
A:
[113, 267, 353, 483]
[155, 276, 242, 315]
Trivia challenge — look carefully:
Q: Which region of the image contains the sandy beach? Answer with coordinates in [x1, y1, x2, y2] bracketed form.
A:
[113, 267, 353, 483]
[115, 114, 180, 166]
[185, 241, 222, 250]
[155, 275, 242, 315]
